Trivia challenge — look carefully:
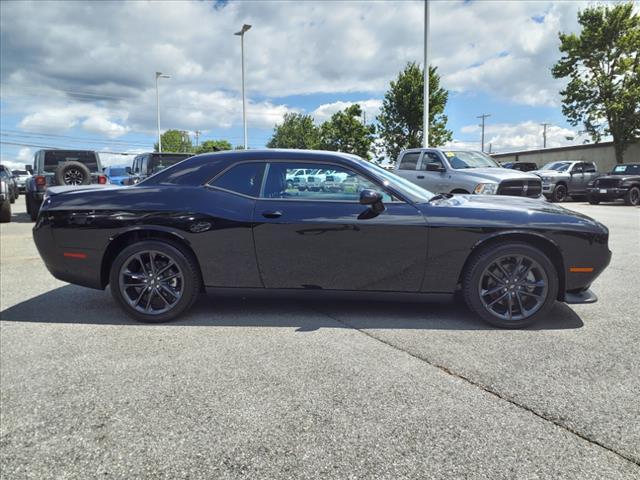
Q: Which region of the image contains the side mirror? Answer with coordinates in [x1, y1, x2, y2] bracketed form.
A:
[426, 163, 445, 172]
[125, 166, 132, 174]
[26, 165, 33, 174]
[359, 189, 383, 206]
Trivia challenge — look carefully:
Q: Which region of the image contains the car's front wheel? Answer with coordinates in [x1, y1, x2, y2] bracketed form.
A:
[0, 201, 11, 223]
[550, 184, 567, 202]
[110, 240, 201, 323]
[462, 242, 558, 328]
[624, 186, 640, 206]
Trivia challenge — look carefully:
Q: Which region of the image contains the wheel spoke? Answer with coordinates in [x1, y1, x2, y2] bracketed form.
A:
[156, 261, 176, 277]
[487, 292, 508, 308]
[482, 285, 505, 297]
[136, 254, 150, 277]
[144, 290, 153, 311]
[149, 252, 157, 275]
[515, 291, 526, 316]
[516, 262, 532, 283]
[507, 294, 513, 320]
[133, 287, 146, 306]
[495, 260, 510, 280]
[159, 284, 178, 302]
[487, 269, 505, 285]
[519, 290, 542, 299]
[521, 280, 545, 288]
[512, 256, 523, 280]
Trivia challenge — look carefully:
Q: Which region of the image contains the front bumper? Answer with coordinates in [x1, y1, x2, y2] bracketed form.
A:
[587, 187, 626, 200]
[564, 289, 598, 304]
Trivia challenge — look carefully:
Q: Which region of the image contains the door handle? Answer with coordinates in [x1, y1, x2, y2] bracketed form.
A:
[417, 175, 425, 179]
[261, 210, 283, 219]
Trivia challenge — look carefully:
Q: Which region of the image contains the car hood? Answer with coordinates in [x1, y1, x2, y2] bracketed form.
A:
[530, 169, 566, 177]
[596, 174, 640, 182]
[419, 194, 608, 234]
[455, 167, 540, 182]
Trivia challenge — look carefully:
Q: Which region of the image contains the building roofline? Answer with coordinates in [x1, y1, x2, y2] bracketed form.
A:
[491, 140, 638, 158]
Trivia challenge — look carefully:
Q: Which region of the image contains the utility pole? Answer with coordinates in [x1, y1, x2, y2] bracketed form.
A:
[540, 123, 551, 148]
[423, 0, 430, 148]
[235, 24, 252, 150]
[477, 113, 490, 152]
[194, 130, 201, 147]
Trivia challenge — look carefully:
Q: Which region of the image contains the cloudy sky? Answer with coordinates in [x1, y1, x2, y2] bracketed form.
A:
[0, 0, 606, 169]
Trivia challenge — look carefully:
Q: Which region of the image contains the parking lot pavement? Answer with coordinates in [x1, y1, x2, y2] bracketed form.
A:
[1, 201, 639, 479]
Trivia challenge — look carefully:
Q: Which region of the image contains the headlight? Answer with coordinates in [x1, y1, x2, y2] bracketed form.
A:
[474, 183, 499, 195]
[540, 176, 552, 183]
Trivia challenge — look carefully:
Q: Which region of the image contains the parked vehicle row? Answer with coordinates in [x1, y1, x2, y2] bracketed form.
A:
[33, 149, 611, 328]
[0, 164, 20, 204]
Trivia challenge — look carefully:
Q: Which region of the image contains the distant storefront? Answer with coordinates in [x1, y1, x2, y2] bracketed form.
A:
[492, 141, 640, 172]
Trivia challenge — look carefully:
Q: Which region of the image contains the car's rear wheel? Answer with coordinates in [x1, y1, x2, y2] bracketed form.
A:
[462, 242, 558, 328]
[27, 194, 39, 221]
[550, 184, 567, 202]
[109, 240, 201, 323]
[624, 186, 640, 206]
[0, 200, 11, 223]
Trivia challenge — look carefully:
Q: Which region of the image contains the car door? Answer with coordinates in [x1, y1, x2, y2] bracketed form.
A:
[253, 161, 428, 292]
[583, 162, 598, 189]
[394, 151, 430, 189]
[570, 162, 586, 194]
[417, 152, 450, 193]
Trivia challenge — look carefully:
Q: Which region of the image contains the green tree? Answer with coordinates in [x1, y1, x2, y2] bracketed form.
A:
[154, 129, 193, 153]
[267, 113, 321, 149]
[552, 3, 640, 163]
[319, 104, 375, 159]
[196, 139, 232, 154]
[377, 62, 452, 161]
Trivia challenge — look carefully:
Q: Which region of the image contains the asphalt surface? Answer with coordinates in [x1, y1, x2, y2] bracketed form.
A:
[1, 199, 639, 479]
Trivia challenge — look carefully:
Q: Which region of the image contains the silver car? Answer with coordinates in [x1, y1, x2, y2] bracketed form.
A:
[394, 149, 542, 198]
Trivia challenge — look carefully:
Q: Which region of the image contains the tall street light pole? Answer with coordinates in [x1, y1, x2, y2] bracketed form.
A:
[477, 113, 491, 152]
[235, 24, 252, 150]
[423, 0, 430, 148]
[155, 72, 170, 152]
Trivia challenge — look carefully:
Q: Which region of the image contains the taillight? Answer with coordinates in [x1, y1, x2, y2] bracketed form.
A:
[98, 175, 107, 184]
[35, 176, 46, 187]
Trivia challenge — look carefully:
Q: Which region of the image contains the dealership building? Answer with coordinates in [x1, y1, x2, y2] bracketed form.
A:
[492, 141, 640, 172]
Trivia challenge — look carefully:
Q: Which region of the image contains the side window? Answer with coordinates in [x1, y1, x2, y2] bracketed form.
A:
[584, 162, 596, 173]
[140, 155, 149, 174]
[262, 163, 395, 202]
[420, 152, 443, 170]
[572, 163, 584, 173]
[398, 152, 420, 170]
[210, 163, 265, 197]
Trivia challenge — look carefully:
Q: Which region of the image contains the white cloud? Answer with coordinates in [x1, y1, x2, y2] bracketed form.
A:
[452, 120, 591, 153]
[312, 99, 382, 123]
[82, 116, 130, 138]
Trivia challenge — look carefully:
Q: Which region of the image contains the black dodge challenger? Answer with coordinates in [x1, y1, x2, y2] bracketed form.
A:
[33, 150, 611, 328]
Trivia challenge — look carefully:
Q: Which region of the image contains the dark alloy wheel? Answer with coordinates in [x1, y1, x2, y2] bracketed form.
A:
[551, 184, 567, 203]
[624, 186, 640, 206]
[110, 240, 201, 322]
[463, 242, 558, 328]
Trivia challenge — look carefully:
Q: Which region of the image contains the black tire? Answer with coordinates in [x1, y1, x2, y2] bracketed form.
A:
[9, 191, 15, 204]
[27, 194, 39, 221]
[0, 200, 11, 223]
[624, 186, 640, 206]
[54, 161, 91, 186]
[550, 184, 567, 203]
[109, 240, 202, 323]
[462, 242, 558, 328]
[588, 196, 600, 205]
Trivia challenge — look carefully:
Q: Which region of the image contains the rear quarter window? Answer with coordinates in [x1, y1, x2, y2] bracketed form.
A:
[209, 163, 265, 197]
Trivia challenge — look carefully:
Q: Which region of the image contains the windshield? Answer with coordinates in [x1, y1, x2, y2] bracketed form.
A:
[540, 161, 572, 172]
[442, 151, 499, 169]
[357, 159, 434, 203]
[108, 167, 128, 176]
[44, 151, 99, 172]
[149, 154, 192, 174]
[611, 164, 640, 175]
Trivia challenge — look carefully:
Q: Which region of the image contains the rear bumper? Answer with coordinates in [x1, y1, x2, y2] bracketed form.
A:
[564, 288, 598, 304]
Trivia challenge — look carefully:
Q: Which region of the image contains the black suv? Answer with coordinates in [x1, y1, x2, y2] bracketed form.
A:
[128, 152, 193, 184]
[587, 163, 640, 206]
[24, 150, 107, 221]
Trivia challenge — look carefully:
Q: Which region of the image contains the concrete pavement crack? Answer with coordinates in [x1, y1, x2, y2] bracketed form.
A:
[310, 306, 640, 468]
